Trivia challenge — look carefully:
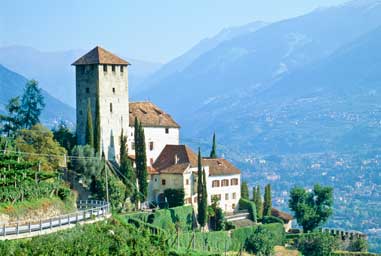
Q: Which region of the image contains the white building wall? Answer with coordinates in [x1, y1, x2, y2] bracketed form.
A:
[127, 126, 180, 166]
[207, 174, 241, 213]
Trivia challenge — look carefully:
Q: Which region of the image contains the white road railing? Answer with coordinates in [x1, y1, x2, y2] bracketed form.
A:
[0, 200, 110, 238]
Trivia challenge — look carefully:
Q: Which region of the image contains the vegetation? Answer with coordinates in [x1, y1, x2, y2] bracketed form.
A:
[134, 117, 148, 201]
[245, 225, 276, 256]
[253, 185, 263, 219]
[262, 216, 284, 225]
[70, 145, 101, 186]
[289, 184, 333, 232]
[238, 198, 257, 223]
[119, 129, 135, 198]
[197, 148, 207, 228]
[85, 98, 94, 148]
[208, 198, 224, 231]
[0, 97, 22, 136]
[297, 232, 338, 256]
[240, 181, 249, 200]
[209, 132, 217, 158]
[52, 121, 76, 153]
[263, 183, 272, 217]
[0, 216, 169, 255]
[163, 188, 185, 208]
[15, 124, 67, 171]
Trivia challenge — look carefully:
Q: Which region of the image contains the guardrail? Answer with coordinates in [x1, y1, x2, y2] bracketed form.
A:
[0, 200, 110, 239]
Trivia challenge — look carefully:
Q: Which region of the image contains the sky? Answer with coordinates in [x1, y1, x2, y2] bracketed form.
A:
[1, 0, 350, 63]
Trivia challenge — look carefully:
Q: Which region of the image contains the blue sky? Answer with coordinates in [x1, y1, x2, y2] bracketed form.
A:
[1, 0, 349, 63]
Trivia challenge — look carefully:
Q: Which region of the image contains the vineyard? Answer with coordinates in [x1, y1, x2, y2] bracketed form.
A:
[0, 152, 71, 204]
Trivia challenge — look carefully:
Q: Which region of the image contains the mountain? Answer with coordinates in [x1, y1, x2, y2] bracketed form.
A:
[133, 21, 268, 96]
[136, 0, 381, 123]
[0, 46, 162, 107]
[0, 64, 75, 126]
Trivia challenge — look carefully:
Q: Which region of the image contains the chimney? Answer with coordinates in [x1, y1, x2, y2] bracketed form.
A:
[174, 154, 179, 164]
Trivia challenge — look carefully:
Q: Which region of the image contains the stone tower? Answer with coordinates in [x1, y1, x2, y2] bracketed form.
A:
[72, 46, 130, 160]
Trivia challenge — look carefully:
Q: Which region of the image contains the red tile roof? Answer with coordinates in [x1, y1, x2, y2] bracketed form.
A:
[153, 145, 199, 174]
[203, 158, 241, 176]
[129, 102, 180, 128]
[271, 208, 293, 222]
[72, 46, 130, 65]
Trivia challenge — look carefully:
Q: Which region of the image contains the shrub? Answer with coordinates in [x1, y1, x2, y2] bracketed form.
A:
[297, 232, 339, 256]
[348, 238, 368, 252]
[245, 225, 276, 255]
[262, 216, 284, 225]
[163, 188, 185, 208]
[238, 198, 257, 222]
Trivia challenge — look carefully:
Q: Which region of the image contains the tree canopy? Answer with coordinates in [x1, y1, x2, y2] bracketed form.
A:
[19, 80, 45, 129]
[289, 184, 334, 232]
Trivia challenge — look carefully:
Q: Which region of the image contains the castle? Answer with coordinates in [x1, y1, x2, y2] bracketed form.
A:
[73, 46, 241, 212]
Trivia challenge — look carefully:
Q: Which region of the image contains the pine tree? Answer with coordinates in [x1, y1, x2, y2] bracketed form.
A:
[19, 80, 45, 129]
[135, 118, 148, 201]
[241, 181, 249, 200]
[120, 129, 135, 198]
[85, 98, 94, 148]
[254, 185, 263, 219]
[263, 184, 272, 217]
[209, 132, 217, 158]
[94, 86, 101, 156]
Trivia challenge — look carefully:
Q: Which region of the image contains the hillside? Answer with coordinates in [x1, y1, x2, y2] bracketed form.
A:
[0, 46, 162, 106]
[0, 64, 75, 126]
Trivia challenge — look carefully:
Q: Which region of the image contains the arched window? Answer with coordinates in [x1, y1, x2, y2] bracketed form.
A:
[110, 103, 113, 113]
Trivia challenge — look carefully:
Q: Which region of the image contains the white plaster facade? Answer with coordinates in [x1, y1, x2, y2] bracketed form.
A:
[127, 126, 180, 167]
[207, 174, 241, 213]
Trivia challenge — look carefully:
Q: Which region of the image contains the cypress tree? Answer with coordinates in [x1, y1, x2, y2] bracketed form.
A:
[135, 119, 148, 201]
[209, 132, 217, 158]
[252, 186, 257, 202]
[263, 184, 272, 217]
[255, 185, 263, 219]
[197, 148, 206, 227]
[85, 98, 94, 148]
[94, 85, 101, 156]
[241, 181, 249, 200]
[200, 167, 208, 227]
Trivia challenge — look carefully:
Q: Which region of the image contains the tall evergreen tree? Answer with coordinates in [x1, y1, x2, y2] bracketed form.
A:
[252, 186, 257, 202]
[85, 98, 94, 148]
[255, 185, 263, 219]
[120, 129, 135, 198]
[200, 167, 208, 227]
[94, 86, 101, 156]
[0, 97, 22, 136]
[197, 148, 207, 228]
[209, 132, 217, 158]
[135, 118, 148, 201]
[19, 80, 45, 129]
[263, 184, 272, 217]
[241, 181, 249, 200]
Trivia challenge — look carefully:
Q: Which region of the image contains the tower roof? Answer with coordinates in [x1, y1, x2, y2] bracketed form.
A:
[72, 46, 130, 66]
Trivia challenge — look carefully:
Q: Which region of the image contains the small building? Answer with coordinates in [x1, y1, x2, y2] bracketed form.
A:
[127, 102, 180, 167]
[150, 144, 241, 213]
[271, 208, 293, 232]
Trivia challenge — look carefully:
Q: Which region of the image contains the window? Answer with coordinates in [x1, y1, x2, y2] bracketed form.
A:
[221, 179, 229, 187]
[79, 66, 85, 74]
[161, 179, 166, 185]
[194, 197, 197, 203]
[232, 193, 236, 199]
[186, 179, 189, 185]
[120, 66, 124, 72]
[103, 65, 107, 72]
[165, 128, 169, 134]
[186, 198, 192, 204]
[112, 65, 116, 72]
[86, 88, 90, 93]
[112, 88, 116, 94]
[131, 142, 135, 150]
[149, 142, 154, 151]
[150, 158, 154, 165]
[231, 178, 239, 186]
[154, 178, 157, 182]
[225, 193, 229, 200]
[110, 103, 113, 113]
[79, 110, 83, 116]
[212, 180, 220, 188]
[232, 204, 236, 209]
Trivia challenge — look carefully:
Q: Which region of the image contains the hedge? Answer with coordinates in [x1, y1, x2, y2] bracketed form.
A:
[125, 212, 150, 222]
[238, 198, 257, 222]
